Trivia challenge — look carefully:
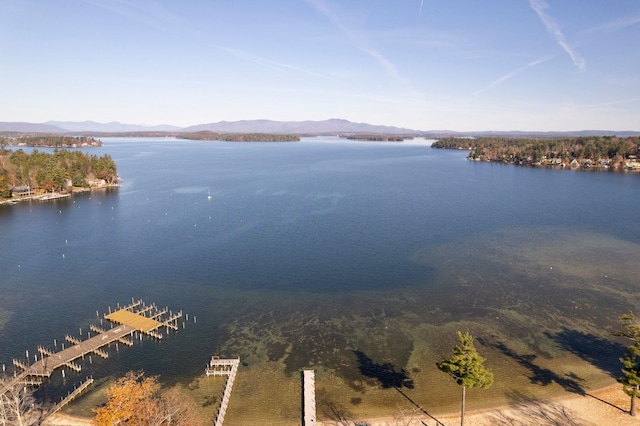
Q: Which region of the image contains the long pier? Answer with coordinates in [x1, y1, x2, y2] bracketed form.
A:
[48, 377, 95, 415]
[302, 370, 316, 426]
[205, 356, 240, 426]
[1, 299, 185, 397]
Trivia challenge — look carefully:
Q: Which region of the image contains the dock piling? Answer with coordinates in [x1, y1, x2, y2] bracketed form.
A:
[1, 299, 185, 397]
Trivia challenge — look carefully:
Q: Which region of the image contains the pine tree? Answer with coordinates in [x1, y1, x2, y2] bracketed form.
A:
[436, 331, 493, 426]
[613, 311, 640, 416]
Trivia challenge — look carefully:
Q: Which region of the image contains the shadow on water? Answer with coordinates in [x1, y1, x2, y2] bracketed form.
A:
[488, 391, 590, 426]
[545, 328, 627, 378]
[353, 350, 414, 389]
[492, 341, 586, 395]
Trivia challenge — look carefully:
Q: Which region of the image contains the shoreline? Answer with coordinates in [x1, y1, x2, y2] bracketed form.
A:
[45, 383, 637, 426]
[0, 184, 119, 206]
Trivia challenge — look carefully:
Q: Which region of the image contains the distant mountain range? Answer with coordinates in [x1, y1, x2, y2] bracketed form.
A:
[0, 122, 67, 133]
[0, 118, 417, 135]
[0, 119, 638, 137]
[46, 121, 181, 133]
[180, 118, 417, 134]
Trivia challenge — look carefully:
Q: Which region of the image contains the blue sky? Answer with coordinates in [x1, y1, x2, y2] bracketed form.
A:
[1, 0, 639, 131]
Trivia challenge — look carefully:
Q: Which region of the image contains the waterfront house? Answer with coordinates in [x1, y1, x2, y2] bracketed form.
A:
[10, 184, 34, 197]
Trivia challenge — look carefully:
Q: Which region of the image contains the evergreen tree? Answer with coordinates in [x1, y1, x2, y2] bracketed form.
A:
[436, 331, 493, 426]
[613, 311, 640, 416]
[0, 171, 10, 199]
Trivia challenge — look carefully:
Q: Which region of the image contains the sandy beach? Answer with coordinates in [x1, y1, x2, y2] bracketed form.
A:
[363, 385, 640, 426]
[44, 384, 640, 426]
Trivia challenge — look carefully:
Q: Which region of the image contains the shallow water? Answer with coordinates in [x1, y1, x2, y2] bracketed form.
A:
[0, 137, 638, 423]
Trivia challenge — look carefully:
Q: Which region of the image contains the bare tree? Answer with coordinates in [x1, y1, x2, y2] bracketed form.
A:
[0, 379, 42, 426]
[384, 405, 421, 426]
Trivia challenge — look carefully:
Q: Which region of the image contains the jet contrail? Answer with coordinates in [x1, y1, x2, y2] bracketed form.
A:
[529, 0, 585, 70]
[419, 0, 424, 16]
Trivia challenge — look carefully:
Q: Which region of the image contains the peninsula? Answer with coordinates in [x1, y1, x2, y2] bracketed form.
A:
[432, 136, 640, 171]
[0, 148, 118, 201]
[0, 135, 102, 148]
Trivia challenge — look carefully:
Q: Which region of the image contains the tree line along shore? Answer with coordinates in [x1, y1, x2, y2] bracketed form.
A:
[177, 131, 300, 141]
[0, 146, 118, 201]
[0, 135, 102, 148]
[432, 136, 640, 170]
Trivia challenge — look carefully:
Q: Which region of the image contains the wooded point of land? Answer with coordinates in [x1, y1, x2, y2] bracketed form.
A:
[432, 136, 640, 170]
[0, 147, 118, 199]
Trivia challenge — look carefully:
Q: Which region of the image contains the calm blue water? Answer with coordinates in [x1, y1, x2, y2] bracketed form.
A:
[1, 136, 639, 410]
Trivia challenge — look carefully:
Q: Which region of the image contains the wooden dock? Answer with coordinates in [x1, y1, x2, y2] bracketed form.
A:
[48, 377, 95, 415]
[1, 298, 185, 397]
[37, 192, 71, 202]
[205, 356, 240, 426]
[302, 370, 316, 426]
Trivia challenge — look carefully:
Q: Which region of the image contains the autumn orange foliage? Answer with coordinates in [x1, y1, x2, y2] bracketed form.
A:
[92, 371, 202, 426]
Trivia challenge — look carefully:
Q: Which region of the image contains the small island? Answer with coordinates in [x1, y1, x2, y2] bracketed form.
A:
[432, 136, 640, 171]
[177, 131, 300, 142]
[342, 134, 409, 142]
[0, 147, 118, 202]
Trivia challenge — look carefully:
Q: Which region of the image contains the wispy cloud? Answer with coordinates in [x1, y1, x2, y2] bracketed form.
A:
[529, 0, 585, 70]
[419, 0, 425, 17]
[584, 15, 640, 34]
[305, 0, 404, 81]
[472, 56, 551, 96]
[218, 47, 335, 81]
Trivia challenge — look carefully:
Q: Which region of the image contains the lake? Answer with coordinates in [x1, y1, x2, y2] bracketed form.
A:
[1, 137, 639, 424]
